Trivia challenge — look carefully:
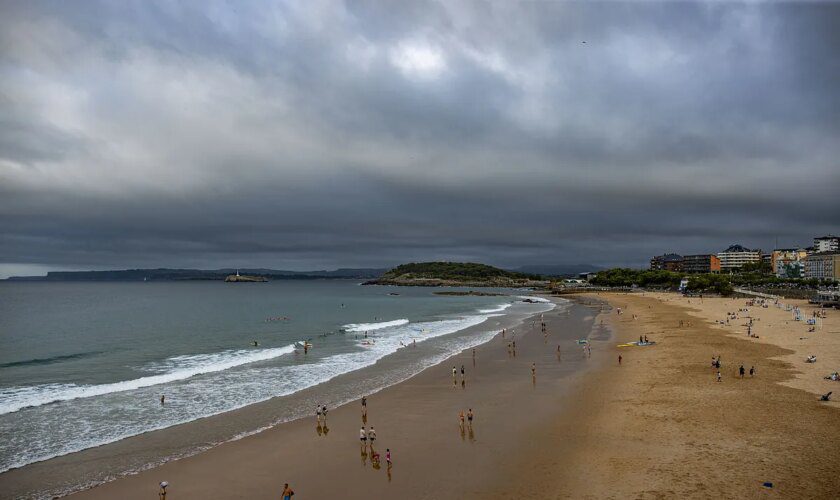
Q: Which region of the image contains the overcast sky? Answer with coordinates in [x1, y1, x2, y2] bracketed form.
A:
[1, 1, 838, 277]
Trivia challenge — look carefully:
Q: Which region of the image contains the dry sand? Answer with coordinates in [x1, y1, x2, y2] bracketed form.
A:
[503, 292, 840, 499]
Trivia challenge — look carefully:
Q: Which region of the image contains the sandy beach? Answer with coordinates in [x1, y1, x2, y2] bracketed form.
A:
[502, 291, 840, 498]
[6, 291, 839, 499]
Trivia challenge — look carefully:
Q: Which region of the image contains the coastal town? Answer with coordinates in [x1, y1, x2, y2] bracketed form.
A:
[648, 235, 839, 280]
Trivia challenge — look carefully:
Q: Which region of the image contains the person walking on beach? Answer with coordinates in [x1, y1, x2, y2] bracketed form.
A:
[739, 365, 745, 379]
[452, 366, 457, 383]
[531, 362, 536, 379]
[467, 408, 474, 427]
[282, 483, 294, 500]
[386, 448, 392, 466]
[618, 354, 622, 365]
[321, 405, 328, 423]
[368, 427, 377, 448]
[360, 426, 367, 448]
[159, 481, 168, 499]
[716, 370, 722, 382]
[750, 366, 755, 377]
[461, 364, 465, 383]
[316, 405, 322, 424]
[459, 410, 465, 431]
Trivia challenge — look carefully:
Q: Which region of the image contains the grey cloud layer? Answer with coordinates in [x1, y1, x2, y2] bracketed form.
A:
[1, 1, 838, 275]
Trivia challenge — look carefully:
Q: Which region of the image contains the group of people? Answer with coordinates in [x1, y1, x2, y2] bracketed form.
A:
[358, 397, 392, 471]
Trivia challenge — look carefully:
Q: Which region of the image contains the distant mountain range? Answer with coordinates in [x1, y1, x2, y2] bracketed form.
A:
[5, 268, 388, 282]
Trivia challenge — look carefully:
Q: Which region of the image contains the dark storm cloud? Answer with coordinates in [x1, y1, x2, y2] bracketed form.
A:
[1, 1, 838, 277]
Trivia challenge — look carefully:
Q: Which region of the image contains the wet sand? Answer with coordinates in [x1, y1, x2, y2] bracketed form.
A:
[65, 297, 606, 499]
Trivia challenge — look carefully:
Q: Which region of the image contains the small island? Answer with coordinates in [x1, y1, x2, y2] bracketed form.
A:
[364, 262, 545, 287]
[224, 272, 268, 282]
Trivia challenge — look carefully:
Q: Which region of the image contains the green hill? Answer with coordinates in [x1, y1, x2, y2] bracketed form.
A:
[369, 262, 542, 286]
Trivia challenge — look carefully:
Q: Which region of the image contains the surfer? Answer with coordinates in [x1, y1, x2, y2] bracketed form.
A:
[253, 340, 258, 347]
[304, 343, 309, 355]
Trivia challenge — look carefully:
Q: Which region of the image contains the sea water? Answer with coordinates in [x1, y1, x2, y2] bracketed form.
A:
[0, 280, 555, 495]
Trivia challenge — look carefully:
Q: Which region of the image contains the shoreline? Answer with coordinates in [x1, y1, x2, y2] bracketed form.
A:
[0, 295, 576, 499]
[9, 291, 836, 498]
[58, 296, 603, 499]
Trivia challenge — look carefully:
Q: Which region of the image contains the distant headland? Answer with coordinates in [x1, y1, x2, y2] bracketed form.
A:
[4, 268, 387, 282]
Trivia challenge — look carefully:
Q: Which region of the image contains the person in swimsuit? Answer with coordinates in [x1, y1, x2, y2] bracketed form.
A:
[368, 427, 377, 448]
[159, 481, 168, 499]
[160, 394, 165, 406]
[467, 408, 474, 427]
[315, 405, 322, 424]
[360, 426, 367, 448]
[386, 448, 392, 466]
[282, 483, 294, 499]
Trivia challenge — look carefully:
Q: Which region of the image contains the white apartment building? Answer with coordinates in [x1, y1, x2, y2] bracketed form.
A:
[717, 244, 762, 271]
[814, 235, 839, 253]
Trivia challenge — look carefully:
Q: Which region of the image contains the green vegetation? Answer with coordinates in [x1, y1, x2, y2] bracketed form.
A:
[382, 262, 539, 281]
[686, 274, 734, 296]
[589, 267, 836, 296]
[589, 268, 682, 288]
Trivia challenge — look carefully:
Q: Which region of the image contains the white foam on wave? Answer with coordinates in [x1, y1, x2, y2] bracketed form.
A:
[342, 318, 409, 332]
[478, 303, 512, 314]
[0, 345, 296, 415]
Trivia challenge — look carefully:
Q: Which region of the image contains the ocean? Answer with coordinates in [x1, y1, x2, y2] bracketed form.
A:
[0, 280, 557, 498]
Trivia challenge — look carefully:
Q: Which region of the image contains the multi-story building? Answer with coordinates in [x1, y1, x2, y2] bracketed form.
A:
[771, 248, 808, 278]
[717, 244, 762, 271]
[804, 252, 840, 280]
[650, 253, 684, 272]
[682, 254, 721, 273]
[814, 235, 839, 253]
